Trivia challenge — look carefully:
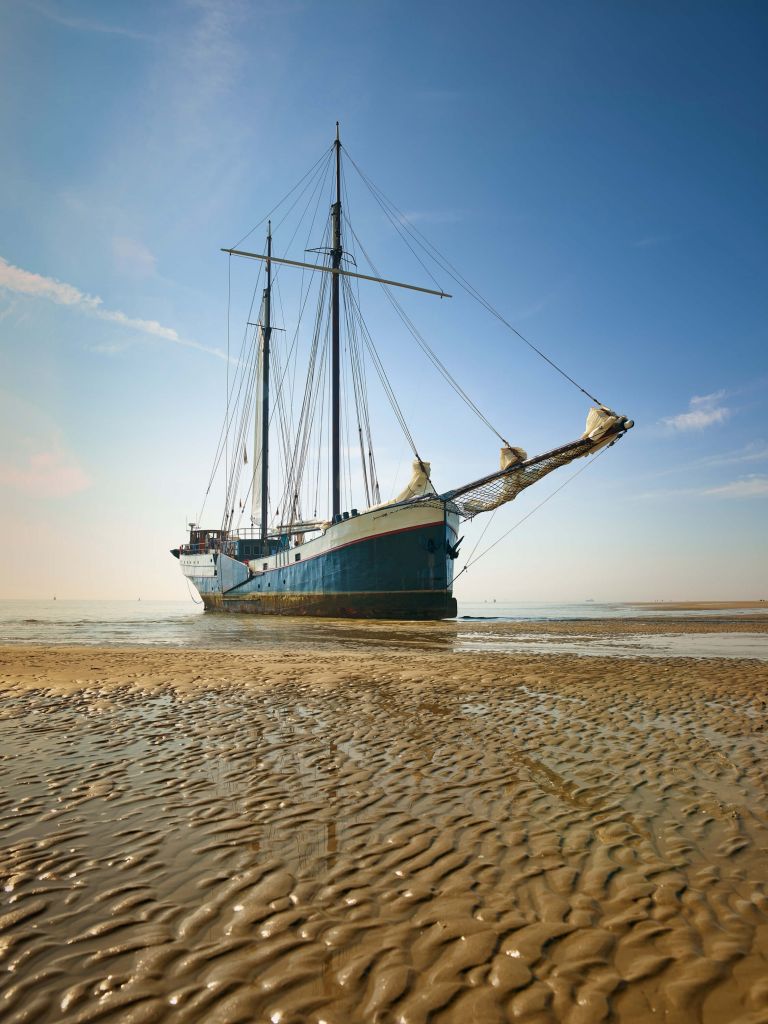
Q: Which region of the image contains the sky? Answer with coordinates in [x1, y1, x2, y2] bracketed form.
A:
[1, 0, 766, 602]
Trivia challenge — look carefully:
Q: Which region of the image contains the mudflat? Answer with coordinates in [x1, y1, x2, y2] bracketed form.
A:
[628, 601, 768, 612]
[1, 635, 767, 1023]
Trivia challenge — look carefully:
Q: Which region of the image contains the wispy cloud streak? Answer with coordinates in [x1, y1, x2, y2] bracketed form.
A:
[662, 391, 730, 431]
[398, 209, 464, 226]
[703, 476, 768, 499]
[636, 474, 768, 501]
[0, 390, 92, 498]
[0, 448, 91, 497]
[632, 233, 678, 248]
[695, 441, 768, 468]
[0, 256, 227, 360]
[112, 236, 157, 277]
[27, 1, 148, 39]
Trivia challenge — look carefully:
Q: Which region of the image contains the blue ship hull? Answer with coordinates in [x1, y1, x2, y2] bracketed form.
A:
[180, 502, 459, 619]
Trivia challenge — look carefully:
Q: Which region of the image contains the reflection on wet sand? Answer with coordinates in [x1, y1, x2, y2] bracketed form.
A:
[183, 612, 768, 659]
[1, 637, 767, 1023]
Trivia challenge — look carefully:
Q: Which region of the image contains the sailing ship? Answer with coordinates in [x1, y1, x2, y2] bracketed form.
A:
[172, 126, 632, 618]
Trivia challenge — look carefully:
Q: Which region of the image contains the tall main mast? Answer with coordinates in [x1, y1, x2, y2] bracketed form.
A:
[331, 123, 342, 519]
[251, 224, 272, 546]
[261, 226, 272, 544]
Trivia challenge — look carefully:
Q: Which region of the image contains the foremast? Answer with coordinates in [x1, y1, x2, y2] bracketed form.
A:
[252, 127, 342, 533]
[251, 224, 272, 547]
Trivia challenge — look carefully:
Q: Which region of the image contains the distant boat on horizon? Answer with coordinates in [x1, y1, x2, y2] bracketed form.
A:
[172, 126, 632, 619]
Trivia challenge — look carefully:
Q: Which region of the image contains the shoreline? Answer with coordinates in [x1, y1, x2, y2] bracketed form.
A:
[1, 610, 767, 660]
[2, 638, 767, 692]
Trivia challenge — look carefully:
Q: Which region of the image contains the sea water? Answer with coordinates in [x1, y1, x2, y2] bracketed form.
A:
[0, 599, 766, 659]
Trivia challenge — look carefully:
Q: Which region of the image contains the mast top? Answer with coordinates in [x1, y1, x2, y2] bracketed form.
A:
[336, 121, 340, 144]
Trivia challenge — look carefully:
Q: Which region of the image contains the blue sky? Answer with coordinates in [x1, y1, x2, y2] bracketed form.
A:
[1, 0, 766, 601]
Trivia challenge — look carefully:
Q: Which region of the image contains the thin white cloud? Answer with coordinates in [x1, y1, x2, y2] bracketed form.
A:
[695, 441, 768, 468]
[0, 448, 91, 498]
[0, 298, 20, 322]
[27, 1, 148, 39]
[636, 474, 768, 501]
[0, 444, 91, 499]
[0, 256, 228, 361]
[702, 476, 768, 499]
[90, 342, 129, 355]
[0, 391, 92, 498]
[632, 233, 678, 249]
[414, 89, 464, 103]
[398, 209, 464, 226]
[112, 236, 157, 277]
[662, 391, 730, 431]
[159, 0, 246, 152]
[0, 256, 101, 309]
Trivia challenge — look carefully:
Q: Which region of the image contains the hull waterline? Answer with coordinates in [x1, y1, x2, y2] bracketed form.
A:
[201, 590, 457, 619]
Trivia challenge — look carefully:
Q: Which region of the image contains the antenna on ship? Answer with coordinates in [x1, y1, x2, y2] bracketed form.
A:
[331, 121, 342, 520]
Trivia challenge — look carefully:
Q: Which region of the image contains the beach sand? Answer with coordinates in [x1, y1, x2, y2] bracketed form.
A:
[1, 626, 767, 1023]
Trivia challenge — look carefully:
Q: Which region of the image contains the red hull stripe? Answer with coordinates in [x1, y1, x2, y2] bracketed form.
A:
[255, 518, 446, 575]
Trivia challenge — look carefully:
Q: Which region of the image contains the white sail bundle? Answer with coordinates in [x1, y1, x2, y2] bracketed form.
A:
[442, 407, 632, 520]
[394, 460, 438, 502]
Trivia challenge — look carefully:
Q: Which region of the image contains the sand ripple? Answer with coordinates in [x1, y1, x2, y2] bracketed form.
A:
[0, 644, 767, 1022]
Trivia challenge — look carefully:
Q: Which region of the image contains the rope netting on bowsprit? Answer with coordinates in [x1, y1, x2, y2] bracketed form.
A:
[442, 406, 632, 522]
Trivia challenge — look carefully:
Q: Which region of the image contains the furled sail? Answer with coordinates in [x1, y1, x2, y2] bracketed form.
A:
[395, 460, 438, 502]
[440, 407, 632, 520]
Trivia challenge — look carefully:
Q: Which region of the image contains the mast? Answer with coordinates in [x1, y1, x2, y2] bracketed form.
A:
[261, 224, 272, 546]
[331, 123, 342, 519]
[224, 126, 452, 527]
[252, 225, 272, 546]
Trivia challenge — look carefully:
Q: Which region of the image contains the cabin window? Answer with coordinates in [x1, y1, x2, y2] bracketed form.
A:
[263, 563, 268, 571]
[294, 553, 301, 562]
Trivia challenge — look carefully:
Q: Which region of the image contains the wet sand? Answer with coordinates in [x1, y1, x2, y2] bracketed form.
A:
[1, 629, 767, 1023]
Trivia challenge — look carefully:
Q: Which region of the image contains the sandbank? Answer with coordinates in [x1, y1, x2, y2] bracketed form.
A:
[628, 600, 768, 612]
[1, 640, 767, 1023]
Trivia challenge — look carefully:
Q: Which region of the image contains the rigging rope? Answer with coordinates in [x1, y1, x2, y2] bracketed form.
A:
[344, 215, 511, 448]
[202, 135, 615, 540]
[198, 252, 265, 524]
[232, 145, 334, 250]
[345, 148, 604, 408]
[343, 276, 420, 461]
[208, 149, 336, 531]
[452, 447, 609, 584]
